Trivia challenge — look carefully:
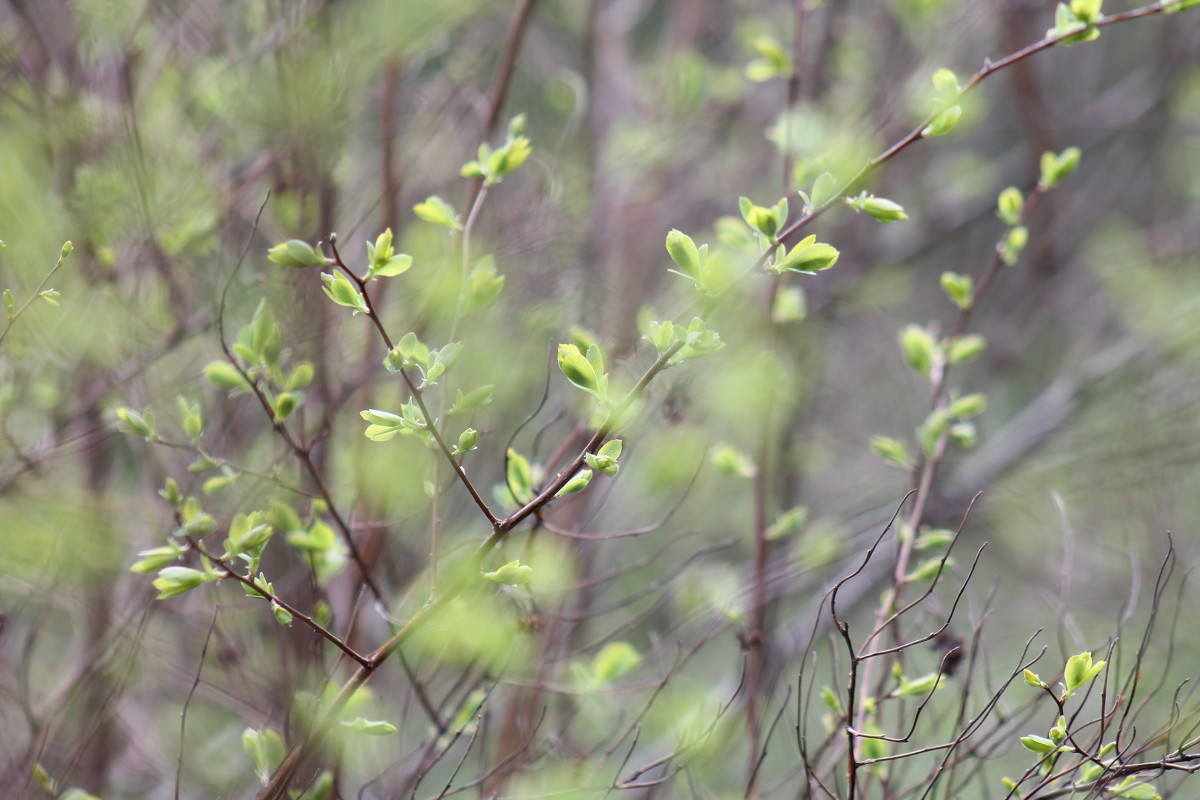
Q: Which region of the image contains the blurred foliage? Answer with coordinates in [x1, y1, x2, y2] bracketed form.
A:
[1, 1, 1198, 798]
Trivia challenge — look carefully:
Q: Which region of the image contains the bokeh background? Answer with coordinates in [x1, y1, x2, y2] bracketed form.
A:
[1, 1, 1199, 798]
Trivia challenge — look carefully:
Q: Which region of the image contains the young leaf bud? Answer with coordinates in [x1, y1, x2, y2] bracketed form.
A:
[267, 239, 326, 268]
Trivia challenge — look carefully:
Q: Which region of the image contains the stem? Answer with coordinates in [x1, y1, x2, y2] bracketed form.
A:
[434, 181, 490, 591]
[462, 0, 540, 213]
[769, 0, 1177, 254]
[187, 538, 372, 668]
[0, 245, 70, 349]
[852, 183, 1049, 759]
[330, 237, 501, 529]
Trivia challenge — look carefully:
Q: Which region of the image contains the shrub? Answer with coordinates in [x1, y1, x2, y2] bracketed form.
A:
[2, 2, 1200, 799]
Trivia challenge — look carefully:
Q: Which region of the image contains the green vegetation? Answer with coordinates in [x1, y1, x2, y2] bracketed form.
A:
[3, 2, 1200, 799]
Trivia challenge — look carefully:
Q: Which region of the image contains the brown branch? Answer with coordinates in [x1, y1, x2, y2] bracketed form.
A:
[326, 235, 501, 528]
[769, 0, 1180, 253]
[174, 606, 219, 800]
[463, 0, 540, 213]
[185, 537, 372, 668]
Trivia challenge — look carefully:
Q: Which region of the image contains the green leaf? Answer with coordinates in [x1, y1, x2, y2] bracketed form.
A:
[244, 572, 274, 599]
[772, 286, 807, 323]
[508, 113, 526, 138]
[997, 186, 1024, 225]
[129, 544, 185, 574]
[592, 641, 642, 685]
[1165, 0, 1200, 13]
[1020, 734, 1057, 753]
[947, 334, 986, 364]
[286, 362, 315, 391]
[585, 440, 622, 477]
[159, 477, 182, 508]
[775, 235, 840, 273]
[203, 467, 239, 495]
[507, 449, 534, 502]
[242, 728, 269, 783]
[907, 557, 952, 582]
[482, 560, 533, 585]
[226, 512, 272, 556]
[360, 408, 406, 442]
[178, 396, 203, 440]
[116, 406, 156, 438]
[468, 255, 505, 311]
[473, 130, 533, 183]
[33, 763, 56, 793]
[1049, 715, 1067, 743]
[365, 228, 411, 278]
[397, 331, 429, 364]
[923, 105, 962, 137]
[870, 435, 914, 470]
[341, 717, 398, 736]
[739, 197, 783, 237]
[948, 422, 977, 448]
[1039, 146, 1082, 190]
[569, 325, 602, 355]
[811, 172, 838, 208]
[947, 393, 987, 419]
[371, 253, 413, 279]
[248, 300, 281, 364]
[931, 68, 961, 102]
[670, 317, 724, 363]
[895, 671, 943, 696]
[849, 192, 908, 223]
[861, 721, 888, 762]
[455, 428, 478, 455]
[940, 272, 974, 309]
[1049, 2, 1101, 43]
[153, 566, 210, 600]
[272, 601, 294, 627]
[413, 195, 462, 229]
[665, 229, 702, 281]
[286, 521, 338, 552]
[642, 319, 675, 354]
[557, 343, 601, 396]
[584, 343, 605, 382]
[367, 228, 390, 266]
[273, 391, 300, 421]
[584, 451, 620, 478]
[320, 271, 366, 311]
[267, 239, 326, 268]
[820, 686, 844, 714]
[711, 443, 756, 478]
[918, 408, 950, 455]
[745, 35, 792, 82]
[451, 385, 494, 414]
[266, 500, 303, 535]
[1112, 777, 1160, 800]
[898, 325, 937, 377]
[555, 468, 593, 497]
[204, 360, 252, 393]
[1070, 0, 1102, 24]
[766, 506, 808, 540]
[913, 528, 954, 550]
[1000, 225, 1030, 266]
[1063, 651, 1105, 695]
